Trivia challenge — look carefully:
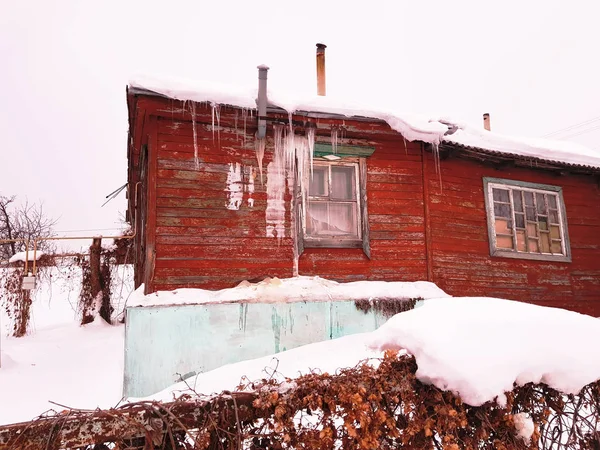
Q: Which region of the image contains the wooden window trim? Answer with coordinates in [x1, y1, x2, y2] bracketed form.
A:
[299, 158, 371, 257]
[483, 177, 571, 262]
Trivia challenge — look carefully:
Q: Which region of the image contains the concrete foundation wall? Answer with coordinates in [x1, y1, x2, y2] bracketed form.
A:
[124, 300, 400, 397]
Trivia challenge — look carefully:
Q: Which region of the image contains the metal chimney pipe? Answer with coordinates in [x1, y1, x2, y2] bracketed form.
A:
[483, 113, 491, 131]
[316, 43, 327, 96]
[257, 65, 269, 139]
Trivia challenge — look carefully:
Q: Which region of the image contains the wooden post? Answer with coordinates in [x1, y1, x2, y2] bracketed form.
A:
[89, 238, 102, 304]
[81, 237, 103, 325]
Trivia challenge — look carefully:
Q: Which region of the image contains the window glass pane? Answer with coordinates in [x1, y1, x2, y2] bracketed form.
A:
[516, 230, 526, 251]
[495, 218, 512, 235]
[549, 209, 559, 224]
[309, 167, 327, 197]
[515, 213, 525, 229]
[525, 207, 536, 221]
[328, 203, 357, 236]
[526, 222, 538, 237]
[331, 166, 355, 200]
[538, 216, 548, 231]
[524, 191, 534, 206]
[548, 195, 557, 209]
[536, 193, 547, 214]
[306, 202, 329, 235]
[496, 235, 514, 249]
[551, 240, 562, 254]
[513, 191, 524, 212]
[492, 188, 510, 203]
[528, 239, 539, 253]
[494, 203, 511, 218]
[540, 232, 551, 253]
[550, 225, 560, 239]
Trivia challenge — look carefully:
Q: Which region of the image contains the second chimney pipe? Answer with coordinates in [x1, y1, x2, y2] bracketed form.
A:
[257, 65, 269, 139]
[316, 43, 326, 96]
[483, 113, 491, 131]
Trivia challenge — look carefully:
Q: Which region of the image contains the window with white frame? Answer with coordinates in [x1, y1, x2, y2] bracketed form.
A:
[483, 178, 571, 262]
[304, 160, 363, 247]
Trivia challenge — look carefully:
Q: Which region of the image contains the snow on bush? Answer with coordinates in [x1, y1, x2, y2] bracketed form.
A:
[367, 296, 600, 406]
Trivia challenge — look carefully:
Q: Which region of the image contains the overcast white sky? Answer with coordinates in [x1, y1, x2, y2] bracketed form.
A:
[1, 0, 599, 250]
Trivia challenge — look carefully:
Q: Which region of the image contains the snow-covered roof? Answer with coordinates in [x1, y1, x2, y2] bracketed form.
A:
[128, 275, 448, 307]
[129, 75, 600, 171]
[8, 251, 45, 263]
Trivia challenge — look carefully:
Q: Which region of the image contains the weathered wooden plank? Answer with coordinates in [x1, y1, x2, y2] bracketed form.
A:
[144, 115, 158, 293]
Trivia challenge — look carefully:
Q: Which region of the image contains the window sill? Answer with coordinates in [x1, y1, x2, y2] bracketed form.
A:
[304, 238, 363, 249]
[491, 249, 571, 263]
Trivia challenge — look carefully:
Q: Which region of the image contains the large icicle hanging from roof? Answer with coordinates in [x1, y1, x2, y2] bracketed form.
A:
[306, 127, 315, 178]
[211, 103, 221, 146]
[331, 126, 339, 154]
[255, 137, 266, 184]
[188, 102, 200, 169]
[265, 123, 314, 240]
[265, 124, 287, 240]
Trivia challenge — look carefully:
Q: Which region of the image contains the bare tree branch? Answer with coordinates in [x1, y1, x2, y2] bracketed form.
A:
[0, 195, 57, 261]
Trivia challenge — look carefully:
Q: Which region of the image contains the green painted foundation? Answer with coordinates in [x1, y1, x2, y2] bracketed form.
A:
[124, 300, 411, 397]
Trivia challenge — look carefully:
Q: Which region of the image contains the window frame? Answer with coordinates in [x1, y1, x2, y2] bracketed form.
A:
[303, 159, 363, 248]
[483, 177, 571, 262]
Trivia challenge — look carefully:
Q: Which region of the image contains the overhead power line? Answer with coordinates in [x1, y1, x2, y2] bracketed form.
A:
[543, 116, 600, 138]
[554, 125, 600, 141]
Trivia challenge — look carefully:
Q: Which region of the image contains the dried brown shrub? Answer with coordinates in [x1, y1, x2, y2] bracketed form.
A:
[3, 352, 598, 449]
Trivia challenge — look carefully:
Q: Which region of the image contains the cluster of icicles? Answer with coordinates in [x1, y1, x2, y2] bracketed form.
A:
[181, 100, 443, 237]
[264, 123, 315, 240]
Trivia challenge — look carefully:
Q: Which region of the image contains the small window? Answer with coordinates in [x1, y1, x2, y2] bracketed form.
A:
[299, 159, 369, 255]
[483, 178, 571, 262]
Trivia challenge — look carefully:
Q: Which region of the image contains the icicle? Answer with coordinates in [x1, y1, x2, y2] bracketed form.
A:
[211, 103, 216, 142]
[234, 110, 239, 143]
[189, 102, 200, 170]
[403, 136, 408, 154]
[265, 124, 287, 241]
[288, 112, 294, 135]
[432, 142, 443, 193]
[215, 104, 221, 147]
[255, 137, 265, 184]
[306, 127, 315, 178]
[242, 108, 248, 147]
[331, 126, 339, 154]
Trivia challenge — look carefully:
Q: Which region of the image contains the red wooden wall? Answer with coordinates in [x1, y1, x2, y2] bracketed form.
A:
[423, 151, 600, 316]
[128, 94, 600, 315]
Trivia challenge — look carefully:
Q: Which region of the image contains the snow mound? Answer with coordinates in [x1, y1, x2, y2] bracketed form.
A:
[367, 297, 600, 406]
[8, 251, 45, 263]
[129, 75, 600, 169]
[513, 412, 535, 443]
[128, 276, 449, 307]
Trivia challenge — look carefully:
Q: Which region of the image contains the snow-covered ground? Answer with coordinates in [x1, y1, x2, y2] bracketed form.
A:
[0, 320, 124, 425]
[1, 273, 600, 429]
[0, 265, 134, 424]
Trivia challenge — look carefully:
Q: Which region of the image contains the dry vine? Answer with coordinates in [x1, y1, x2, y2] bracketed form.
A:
[1, 352, 598, 449]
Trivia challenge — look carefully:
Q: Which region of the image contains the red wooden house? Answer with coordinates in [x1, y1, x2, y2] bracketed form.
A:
[125, 51, 600, 316]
